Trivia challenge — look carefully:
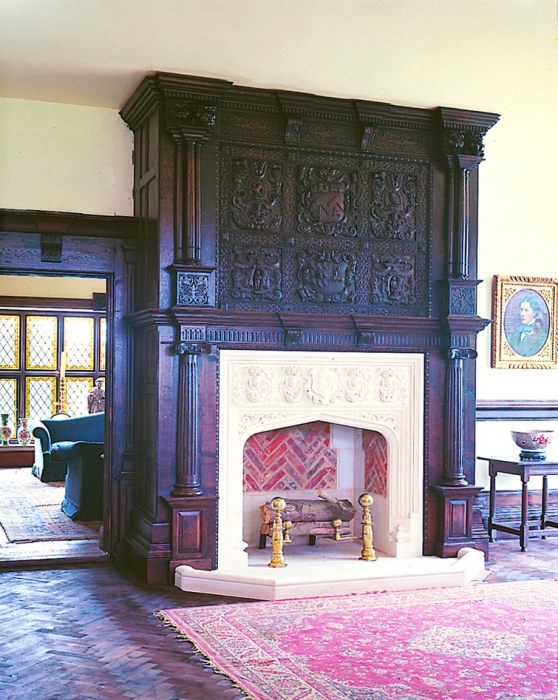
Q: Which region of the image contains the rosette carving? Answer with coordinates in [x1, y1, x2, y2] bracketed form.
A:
[378, 368, 407, 404]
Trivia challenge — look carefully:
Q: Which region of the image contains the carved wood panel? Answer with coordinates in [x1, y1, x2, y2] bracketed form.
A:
[217, 144, 431, 316]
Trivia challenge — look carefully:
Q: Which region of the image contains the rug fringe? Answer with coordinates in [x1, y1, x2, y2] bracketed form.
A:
[155, 611, 259, 700]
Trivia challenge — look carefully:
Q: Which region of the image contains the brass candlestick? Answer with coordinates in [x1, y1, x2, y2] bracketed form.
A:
[358, 492, 377, 561]
[268, 497, 287, 568]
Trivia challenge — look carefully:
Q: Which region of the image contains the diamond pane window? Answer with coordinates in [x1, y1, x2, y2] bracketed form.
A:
[64, 317, 94, 370]
[66, 378, 93, 417]
[26, 377, 56, 421]
[0, 315, 20, 369]
[100, 318, 106, 371]
[0, 379, 17, 418]
[26, 316, 57, 369]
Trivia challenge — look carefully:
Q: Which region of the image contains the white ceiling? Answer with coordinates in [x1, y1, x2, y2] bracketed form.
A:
[1, 0, 555, 135]
[3, 0, 541, 113]
[4, 0, 390, 109]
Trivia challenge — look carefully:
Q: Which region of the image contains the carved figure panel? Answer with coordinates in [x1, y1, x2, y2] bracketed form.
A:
[231, 245, 282, 301]
[370, 172, 417, 240]
[297, 167, 358, 237]
[371, 254, 416, 307]
[297, 249, 357, 304]
[231, 159, 283, 232]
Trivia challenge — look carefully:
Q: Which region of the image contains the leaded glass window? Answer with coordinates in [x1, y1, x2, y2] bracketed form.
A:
[64, 317, 94, 370]
[26, 377, 57, 421]
[0, 304, 106, 428]
[0, 315, 20, 369]
[66, 378, 94, 417]
[0, 378, 17, 417]
[26, 316, 57, 369]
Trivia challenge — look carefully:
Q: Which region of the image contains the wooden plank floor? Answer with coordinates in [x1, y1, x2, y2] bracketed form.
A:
[0, 537, 556, 699]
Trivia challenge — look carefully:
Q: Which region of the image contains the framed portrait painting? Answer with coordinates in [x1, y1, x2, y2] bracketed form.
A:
[492, 275, 558, 369]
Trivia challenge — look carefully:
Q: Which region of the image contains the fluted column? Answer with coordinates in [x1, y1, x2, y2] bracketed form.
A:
[442, 347, 477, 486]
[172, 341, 211, 497]
[184, 140, 203, 264]
[165, 100, 217, 265]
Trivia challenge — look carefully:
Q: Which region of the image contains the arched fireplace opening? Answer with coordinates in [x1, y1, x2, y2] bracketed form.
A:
[242, 421, 388, 551]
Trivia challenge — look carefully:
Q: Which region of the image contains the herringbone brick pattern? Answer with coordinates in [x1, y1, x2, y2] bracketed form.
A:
[363, 430, 388, 498]
[243, 421, 337, 492]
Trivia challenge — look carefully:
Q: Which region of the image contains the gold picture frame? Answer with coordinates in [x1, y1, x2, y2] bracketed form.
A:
[492, 275, 558, 369]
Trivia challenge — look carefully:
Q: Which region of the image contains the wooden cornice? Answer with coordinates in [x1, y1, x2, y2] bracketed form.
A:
[0, 209, 139, 239]
[476, 400, 558, 421]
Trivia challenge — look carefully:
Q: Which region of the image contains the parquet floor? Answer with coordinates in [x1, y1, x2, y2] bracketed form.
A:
[0, 536, 556, 699]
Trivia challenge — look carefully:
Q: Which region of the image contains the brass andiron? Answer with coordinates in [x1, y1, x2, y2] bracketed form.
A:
[283, 519, 293, 543]
[331, 518, 342, 541]
[268, 496, 287, 568]
[358, 492, 377, 561]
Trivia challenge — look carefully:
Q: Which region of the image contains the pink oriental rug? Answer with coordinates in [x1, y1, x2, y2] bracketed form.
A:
[159, 580, 557, 700]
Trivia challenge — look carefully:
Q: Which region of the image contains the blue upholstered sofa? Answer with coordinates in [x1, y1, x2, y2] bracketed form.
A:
[32, 412, 104, 482]
[32, 412, 105, 521]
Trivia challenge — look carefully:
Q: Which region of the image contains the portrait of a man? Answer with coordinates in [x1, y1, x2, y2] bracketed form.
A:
[503, 290, 549, 358]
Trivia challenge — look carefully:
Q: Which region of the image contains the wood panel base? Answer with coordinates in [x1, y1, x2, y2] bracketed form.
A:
[432, 485, 487, 557]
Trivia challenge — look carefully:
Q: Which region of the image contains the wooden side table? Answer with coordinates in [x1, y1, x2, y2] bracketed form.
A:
[478, 456, 558, 551]
[0, 444, 35, 468]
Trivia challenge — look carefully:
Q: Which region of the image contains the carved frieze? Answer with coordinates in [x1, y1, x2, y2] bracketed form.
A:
[375, 130, 430, 156]
[296, 248, 357, 304]
[370, 172, 417, 240]
[231, 159, 283, 232]
[232, 363, 412, 408]
[370, 254, 416, 306]
[219, 112, 283, 142]
[301, 120, 356, 148]
[230, 245, 282, 301]
[297, 167, 358, 237]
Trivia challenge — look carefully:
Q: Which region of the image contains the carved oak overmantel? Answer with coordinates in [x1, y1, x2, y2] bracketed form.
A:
[120, 73, 499, 582]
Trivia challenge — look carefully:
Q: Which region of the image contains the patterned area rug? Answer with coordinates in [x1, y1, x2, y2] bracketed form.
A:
[159, 580, 557, 700]
[0, 468, 101, 543]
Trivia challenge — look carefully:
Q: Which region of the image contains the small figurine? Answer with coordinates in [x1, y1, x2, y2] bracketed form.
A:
[87, 378, 105, 414]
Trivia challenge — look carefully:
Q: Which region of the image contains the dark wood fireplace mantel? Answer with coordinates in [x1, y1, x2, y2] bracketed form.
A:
[116, 73, 499, 582]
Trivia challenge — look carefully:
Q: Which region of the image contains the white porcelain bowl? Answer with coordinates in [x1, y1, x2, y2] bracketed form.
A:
[510, 430, 554, 454]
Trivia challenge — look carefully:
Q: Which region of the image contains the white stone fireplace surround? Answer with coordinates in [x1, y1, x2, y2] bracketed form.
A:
[175, 349, 484, 599]
[219, 349, 424, 568]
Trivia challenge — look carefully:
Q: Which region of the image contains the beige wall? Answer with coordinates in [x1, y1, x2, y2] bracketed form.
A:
[0, 0, 557, 419]
[0, 275, 105, 298]
[0, 97, 133, 215]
